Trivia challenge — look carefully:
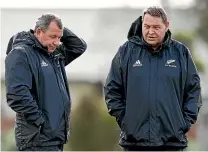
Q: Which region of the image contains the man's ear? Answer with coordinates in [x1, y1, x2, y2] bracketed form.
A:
[35, 28, 42, 36]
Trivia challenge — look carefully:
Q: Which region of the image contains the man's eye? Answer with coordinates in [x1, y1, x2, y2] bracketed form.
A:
[50, 36, 56, 38]
[154, 26, 160, 30]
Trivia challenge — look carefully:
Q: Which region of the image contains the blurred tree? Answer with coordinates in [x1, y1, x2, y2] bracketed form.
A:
[173, 31, 205, 72]
[65, 88, 121, 151]
[193, 0, 208, 43]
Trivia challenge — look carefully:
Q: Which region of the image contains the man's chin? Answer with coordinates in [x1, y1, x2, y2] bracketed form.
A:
[48, 50, 55, 53]
[146, 40, 155, 44]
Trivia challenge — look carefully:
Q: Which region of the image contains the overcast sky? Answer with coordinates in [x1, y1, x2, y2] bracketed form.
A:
[0, 0, 195, 9]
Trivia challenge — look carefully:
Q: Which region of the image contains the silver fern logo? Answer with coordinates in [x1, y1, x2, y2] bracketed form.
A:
[165, 59, 176, 68]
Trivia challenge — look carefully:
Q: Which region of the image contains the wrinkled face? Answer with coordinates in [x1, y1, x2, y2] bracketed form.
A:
[35, 21, 63, 53]
[142, 14, 169, 48]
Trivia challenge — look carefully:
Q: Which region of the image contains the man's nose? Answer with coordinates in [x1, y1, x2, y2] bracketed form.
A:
[53, 39, 60, 46]
[149, 28, 155, 34]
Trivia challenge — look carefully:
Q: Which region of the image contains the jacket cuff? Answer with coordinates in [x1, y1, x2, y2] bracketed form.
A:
[61, 27, 73, 41]
[33, 116, 45, 127]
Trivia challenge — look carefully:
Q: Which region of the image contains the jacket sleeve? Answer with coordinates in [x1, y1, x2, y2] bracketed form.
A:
[183, 48, 202, 132]
[5, 48, 45, 127]
[104, 47, 126, 128]
[58, 27, 87, 66]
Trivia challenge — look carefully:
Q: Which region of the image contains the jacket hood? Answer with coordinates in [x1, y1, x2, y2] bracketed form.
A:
[127, 16, 172, 48]
[6, 30, 47, 55]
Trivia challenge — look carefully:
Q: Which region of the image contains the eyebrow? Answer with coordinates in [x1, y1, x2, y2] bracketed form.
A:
[144, 24, 160, 27]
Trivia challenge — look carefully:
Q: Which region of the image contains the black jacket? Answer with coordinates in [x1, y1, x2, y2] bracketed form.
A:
[5, 28, 87, 150]
[104, 16, 202, 148]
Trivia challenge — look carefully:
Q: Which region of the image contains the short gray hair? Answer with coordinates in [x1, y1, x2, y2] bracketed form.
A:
[142, 6, 168, 23]
[34, 13, 63, 31]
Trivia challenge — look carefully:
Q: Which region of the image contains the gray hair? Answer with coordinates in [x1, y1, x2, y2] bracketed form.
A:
[34, 13, 63, 31]
[142, 6, 168, 23]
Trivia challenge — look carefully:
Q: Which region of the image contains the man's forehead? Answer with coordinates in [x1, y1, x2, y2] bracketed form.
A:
[46, 23, 63, 35]
[47, 27, 63, 32]
[47, 21, 62, 31]
[143, 18, 164, 26]
[143, 14, 163, 22]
